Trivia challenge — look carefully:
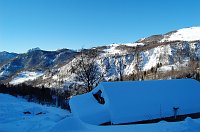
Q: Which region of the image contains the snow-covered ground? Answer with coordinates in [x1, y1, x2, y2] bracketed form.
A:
[0, 93, 70, 132]
[10, 71, 44, 85]
[51, 116, 200, 132]
[1, 90, 200, 132]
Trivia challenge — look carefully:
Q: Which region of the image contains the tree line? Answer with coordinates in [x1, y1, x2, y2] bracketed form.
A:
[0, 83, 71, 110]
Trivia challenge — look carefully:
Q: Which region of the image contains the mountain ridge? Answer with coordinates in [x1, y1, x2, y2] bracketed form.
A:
[0, 27, 200, 92]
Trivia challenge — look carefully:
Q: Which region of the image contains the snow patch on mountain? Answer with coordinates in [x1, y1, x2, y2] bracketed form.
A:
[162, 27, 200, 42]
[103, 43, 144, 55]
[10, 71, 44, 85]
[123, 42, 145, 47]
[142, 45, 172, 70]
[103, 44, 121, 55]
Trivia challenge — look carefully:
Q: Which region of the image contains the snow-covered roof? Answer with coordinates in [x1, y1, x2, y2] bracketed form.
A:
[70, 79, 200, 125]
[69, 91, 110, 125]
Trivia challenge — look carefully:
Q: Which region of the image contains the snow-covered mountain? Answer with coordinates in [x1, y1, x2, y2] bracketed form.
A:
[0, 48, 77, 83]
[162, 27, 200, 42]
[0, 27, 200, 89]
[138, 27, 200, 43]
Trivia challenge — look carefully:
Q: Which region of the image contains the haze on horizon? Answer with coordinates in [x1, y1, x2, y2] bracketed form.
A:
[1, 0, 200, 53]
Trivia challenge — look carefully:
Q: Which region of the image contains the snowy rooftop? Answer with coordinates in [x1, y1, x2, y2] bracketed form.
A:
[70, 79, 200, 125]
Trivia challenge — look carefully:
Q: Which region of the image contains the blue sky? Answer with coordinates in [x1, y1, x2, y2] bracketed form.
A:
[0, 0, 200, 53]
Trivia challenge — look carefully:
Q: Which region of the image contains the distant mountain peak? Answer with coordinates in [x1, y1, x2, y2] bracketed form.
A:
[28, 47, 41, 52]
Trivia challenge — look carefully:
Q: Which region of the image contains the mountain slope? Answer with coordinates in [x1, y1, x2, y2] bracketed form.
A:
[138, 27, 200, 43]
[0, 51, 18, 66]
[0, 49, 77, 83]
